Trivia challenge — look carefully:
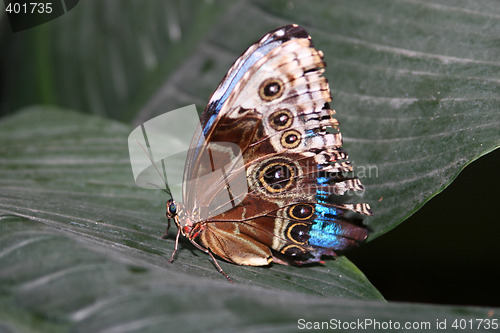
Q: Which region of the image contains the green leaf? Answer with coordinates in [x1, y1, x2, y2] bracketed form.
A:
[1, 221, 497, 333]
[0, 107, 380, 297]
[1, 107, 498, 332]
[0, 107, 382, 329]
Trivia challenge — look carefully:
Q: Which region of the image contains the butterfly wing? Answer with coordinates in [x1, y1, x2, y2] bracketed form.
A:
[183, 25, 308, 214]
[185, 25, 371, 266]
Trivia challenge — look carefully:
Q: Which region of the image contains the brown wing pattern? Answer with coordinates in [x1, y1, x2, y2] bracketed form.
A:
[185, 26, 371, 265]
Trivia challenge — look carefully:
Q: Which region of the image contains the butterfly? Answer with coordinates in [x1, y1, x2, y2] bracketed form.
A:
[163, 24, 372, 282]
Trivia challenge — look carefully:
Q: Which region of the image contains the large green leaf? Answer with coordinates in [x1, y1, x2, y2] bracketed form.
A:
[0, 107, 497, 332]
[1, 219, 497, 333]
[1, 217, 496, 333]
[0, 107, 380, 298]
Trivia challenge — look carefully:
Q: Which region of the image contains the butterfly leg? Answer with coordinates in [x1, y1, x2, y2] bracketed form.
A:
[168, 226, 182, 263]
[189, 238, 233, 283]
[207, 250, 234, 283]
[161, 218, 171, 239]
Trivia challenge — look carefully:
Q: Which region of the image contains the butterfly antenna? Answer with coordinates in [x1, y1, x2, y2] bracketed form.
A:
[146, 182, 171, 196]
[135, 138, 173, 198]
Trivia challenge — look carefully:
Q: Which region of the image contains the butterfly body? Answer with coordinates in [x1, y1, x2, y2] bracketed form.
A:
[165, 25, 372, 280]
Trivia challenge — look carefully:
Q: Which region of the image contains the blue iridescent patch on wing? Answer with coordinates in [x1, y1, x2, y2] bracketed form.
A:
[304, 129, 316, 138]
[308, 175, 348, 249]
[308, 218, 345, 249]
[309, 200, 343, 247]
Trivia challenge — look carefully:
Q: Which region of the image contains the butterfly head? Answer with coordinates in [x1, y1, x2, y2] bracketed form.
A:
[166, 199, 194, 237]
[166, 198, 178, 219]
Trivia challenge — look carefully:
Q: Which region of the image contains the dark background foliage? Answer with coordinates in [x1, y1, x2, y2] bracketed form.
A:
[349, 149, 500, 306]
